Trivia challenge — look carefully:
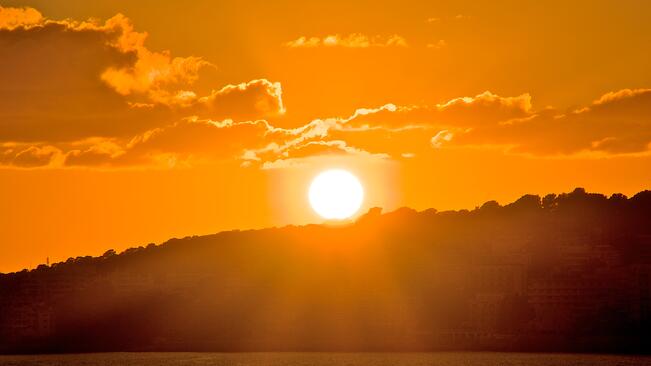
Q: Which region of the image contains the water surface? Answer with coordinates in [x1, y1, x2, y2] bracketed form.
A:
[0, 352, 650, 366]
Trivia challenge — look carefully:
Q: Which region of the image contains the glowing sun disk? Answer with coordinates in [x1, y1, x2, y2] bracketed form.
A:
[309, 169, 364, 220]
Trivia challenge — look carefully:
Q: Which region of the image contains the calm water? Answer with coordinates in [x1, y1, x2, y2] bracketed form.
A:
[0, 353, 650, 366]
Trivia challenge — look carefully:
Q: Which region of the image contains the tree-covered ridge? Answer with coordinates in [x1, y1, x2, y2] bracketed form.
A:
[1, 188, 650, 353]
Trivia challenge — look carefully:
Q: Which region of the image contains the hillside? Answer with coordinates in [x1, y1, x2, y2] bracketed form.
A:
[1, 188, 651, 353]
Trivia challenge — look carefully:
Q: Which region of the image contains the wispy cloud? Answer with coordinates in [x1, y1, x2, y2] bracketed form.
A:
[283, 33, 407, 48]
[426, 40, 448, 49]
[426, 14, 474, 23]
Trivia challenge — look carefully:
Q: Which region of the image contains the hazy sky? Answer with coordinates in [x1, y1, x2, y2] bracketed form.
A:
[1, 0, 651, 272]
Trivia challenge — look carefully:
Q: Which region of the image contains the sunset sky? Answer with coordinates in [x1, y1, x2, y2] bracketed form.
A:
[2, 0, 651, 272]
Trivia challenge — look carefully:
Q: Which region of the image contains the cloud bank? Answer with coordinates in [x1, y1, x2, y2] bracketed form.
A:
[1, 6, 651, 169]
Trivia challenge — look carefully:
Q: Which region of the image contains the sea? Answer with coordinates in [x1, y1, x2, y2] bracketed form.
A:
[0, 352, 650, 366]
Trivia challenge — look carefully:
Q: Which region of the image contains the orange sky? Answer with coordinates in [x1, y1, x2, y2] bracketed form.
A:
[1, 0, 651, 272]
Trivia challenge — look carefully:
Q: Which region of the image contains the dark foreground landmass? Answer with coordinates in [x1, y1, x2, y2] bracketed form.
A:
[1, 188, 651, 353]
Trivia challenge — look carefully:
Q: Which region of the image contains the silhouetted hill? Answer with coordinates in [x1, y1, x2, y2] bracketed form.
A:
[1, 188, 651, 353]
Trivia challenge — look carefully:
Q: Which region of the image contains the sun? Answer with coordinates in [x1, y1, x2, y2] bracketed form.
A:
[309, 169, 364, 220]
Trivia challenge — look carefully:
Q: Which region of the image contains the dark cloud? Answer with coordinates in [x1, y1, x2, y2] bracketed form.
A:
[0, 7, 283, 143]
[456, 89, 651, 155]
